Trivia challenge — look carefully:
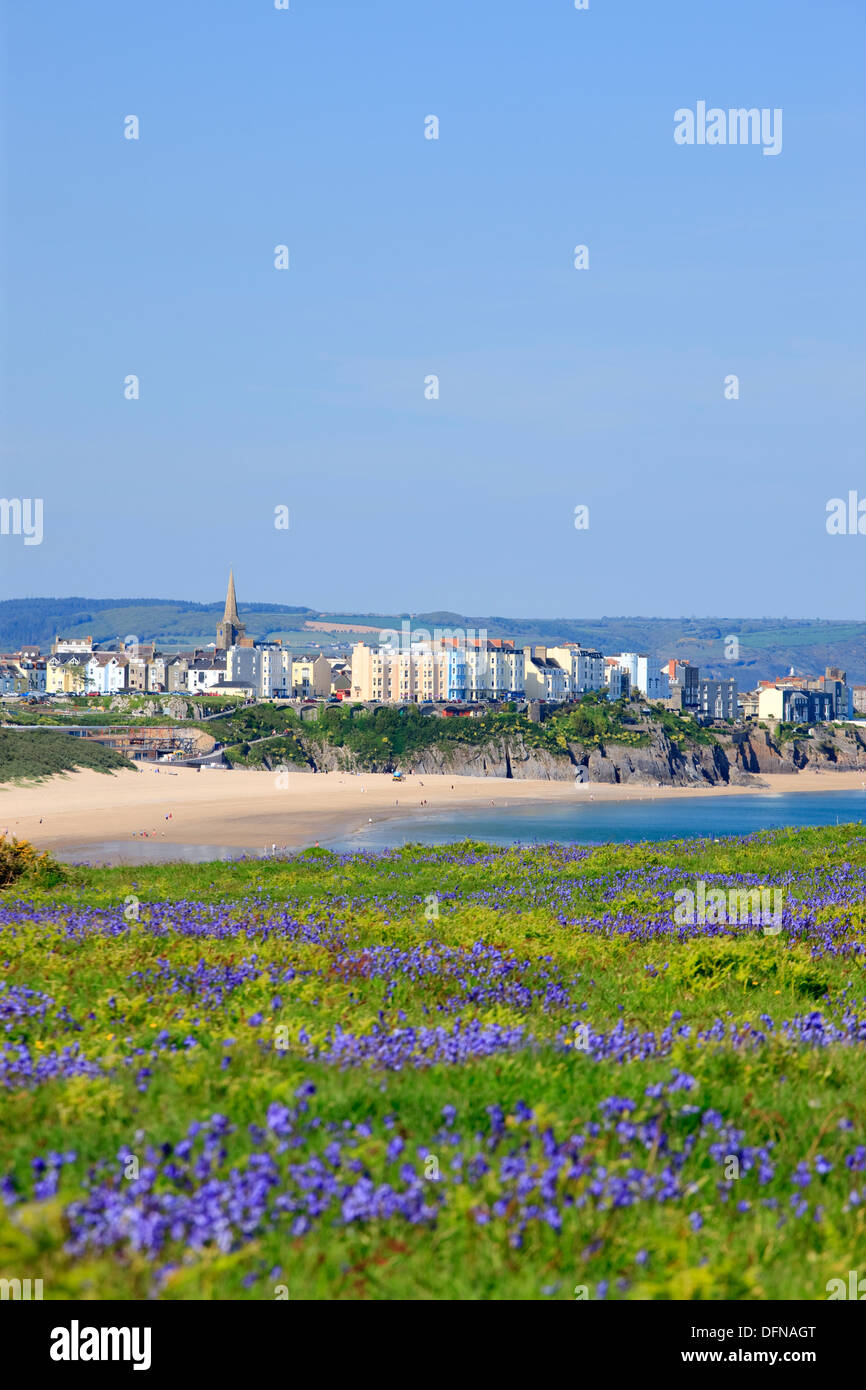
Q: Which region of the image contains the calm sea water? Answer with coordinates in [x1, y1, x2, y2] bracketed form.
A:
[55, 789, 866, 864]
[325, 789, 866, 851]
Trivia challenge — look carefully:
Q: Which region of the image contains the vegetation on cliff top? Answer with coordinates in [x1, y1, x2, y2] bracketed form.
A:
[207, 695, 718, 770]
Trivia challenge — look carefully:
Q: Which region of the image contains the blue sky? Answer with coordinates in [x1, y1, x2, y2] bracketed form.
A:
[2, 0, 864, 618]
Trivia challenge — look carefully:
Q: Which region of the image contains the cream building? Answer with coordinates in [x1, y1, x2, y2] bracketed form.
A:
[523, 648, 568, 702]
[51, 635, 93, 655]
[351, 642, 449, 703]
[546, 644, 605, 696]
[350, 639, 524, 703]
[291, 655, 333, 699]
[45, 654, 88, 694]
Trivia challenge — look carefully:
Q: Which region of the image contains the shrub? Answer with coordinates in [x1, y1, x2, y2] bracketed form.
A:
[0, 836, 64, 889]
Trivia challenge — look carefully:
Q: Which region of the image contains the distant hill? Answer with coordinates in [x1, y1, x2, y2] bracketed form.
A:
[0, 598, 316, 653]
[2, 598, 864, 686]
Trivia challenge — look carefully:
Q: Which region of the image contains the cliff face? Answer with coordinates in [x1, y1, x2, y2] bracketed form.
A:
[726, 725, 866, 776]
[295, 730, 753, 786]
[245, 719, 866, 787]
[108, 695, 210, 721]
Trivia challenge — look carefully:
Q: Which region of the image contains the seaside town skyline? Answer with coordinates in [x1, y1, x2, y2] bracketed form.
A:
[3, 569, 862, 724]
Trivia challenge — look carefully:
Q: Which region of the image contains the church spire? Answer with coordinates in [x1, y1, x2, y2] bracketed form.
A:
[224, 567, 240, 627]
[216, 567, 245, 649]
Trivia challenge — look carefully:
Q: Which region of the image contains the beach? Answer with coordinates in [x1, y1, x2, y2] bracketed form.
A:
[3, 764, 866, 856]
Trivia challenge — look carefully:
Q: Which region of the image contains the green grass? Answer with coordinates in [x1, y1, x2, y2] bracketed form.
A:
[0, 729, 136, 783]
[1, 825, 865, 1299]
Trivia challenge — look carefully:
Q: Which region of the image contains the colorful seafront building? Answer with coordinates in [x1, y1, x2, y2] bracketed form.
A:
[5, 572, 860, 722]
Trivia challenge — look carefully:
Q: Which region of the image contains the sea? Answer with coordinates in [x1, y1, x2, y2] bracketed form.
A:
[53, 789, 866, 864]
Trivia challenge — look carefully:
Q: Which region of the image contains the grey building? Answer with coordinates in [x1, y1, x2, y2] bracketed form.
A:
[670, 661, 700, 709]
[699, 677, 738, 720]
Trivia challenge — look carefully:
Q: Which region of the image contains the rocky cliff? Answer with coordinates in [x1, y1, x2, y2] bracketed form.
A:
[726, 725, 866, 777]
[290, 728, 762, 786]
[194, 708, 866, 787]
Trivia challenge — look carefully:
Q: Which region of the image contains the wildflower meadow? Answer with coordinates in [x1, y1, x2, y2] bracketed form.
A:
[2, 824, 866, 1301]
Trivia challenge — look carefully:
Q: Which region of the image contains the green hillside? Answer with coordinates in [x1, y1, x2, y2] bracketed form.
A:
[2, 598, 864, 684]
[0, 729, 136, 783]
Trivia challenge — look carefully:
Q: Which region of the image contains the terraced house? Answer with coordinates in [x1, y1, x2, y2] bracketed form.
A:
[523, 648, 568, 703]
[546, 643, 605, 695]
[349, 638, 525, 703]
[45, 653, 87, 694]
[85, 651, 128, 695]
[0, 663, 24, 696]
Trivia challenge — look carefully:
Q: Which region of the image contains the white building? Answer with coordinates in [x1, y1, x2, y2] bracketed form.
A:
[85, 652, 128, 695]
[187, 657, 227, 692]
[605, 661, 630, 700]
[259, 645, 291, 698]
[609, 653, 670, 701]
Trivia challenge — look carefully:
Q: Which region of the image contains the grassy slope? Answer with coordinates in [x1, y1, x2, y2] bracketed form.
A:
[1, 825, 865, 1300]
[0, 729, 136, 783]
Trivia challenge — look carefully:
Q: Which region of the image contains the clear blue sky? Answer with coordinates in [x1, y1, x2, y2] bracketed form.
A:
[2, 0, 864, 618]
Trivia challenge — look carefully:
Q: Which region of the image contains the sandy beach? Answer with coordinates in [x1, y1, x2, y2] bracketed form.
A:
[2, 764, 866, 857]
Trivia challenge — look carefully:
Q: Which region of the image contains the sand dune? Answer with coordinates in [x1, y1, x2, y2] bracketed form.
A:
[2, 763, 865, 855]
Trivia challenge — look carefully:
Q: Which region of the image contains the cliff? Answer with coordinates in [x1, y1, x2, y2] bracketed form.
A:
[290, 728, 757, 786]
[280, 723, 866, 786]
[726, 725, 866, 776]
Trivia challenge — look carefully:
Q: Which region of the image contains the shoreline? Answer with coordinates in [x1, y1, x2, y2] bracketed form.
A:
[2, 764, 866, 857]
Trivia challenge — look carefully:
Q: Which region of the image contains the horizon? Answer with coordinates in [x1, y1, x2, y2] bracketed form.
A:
[2, 590, 864, 626]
